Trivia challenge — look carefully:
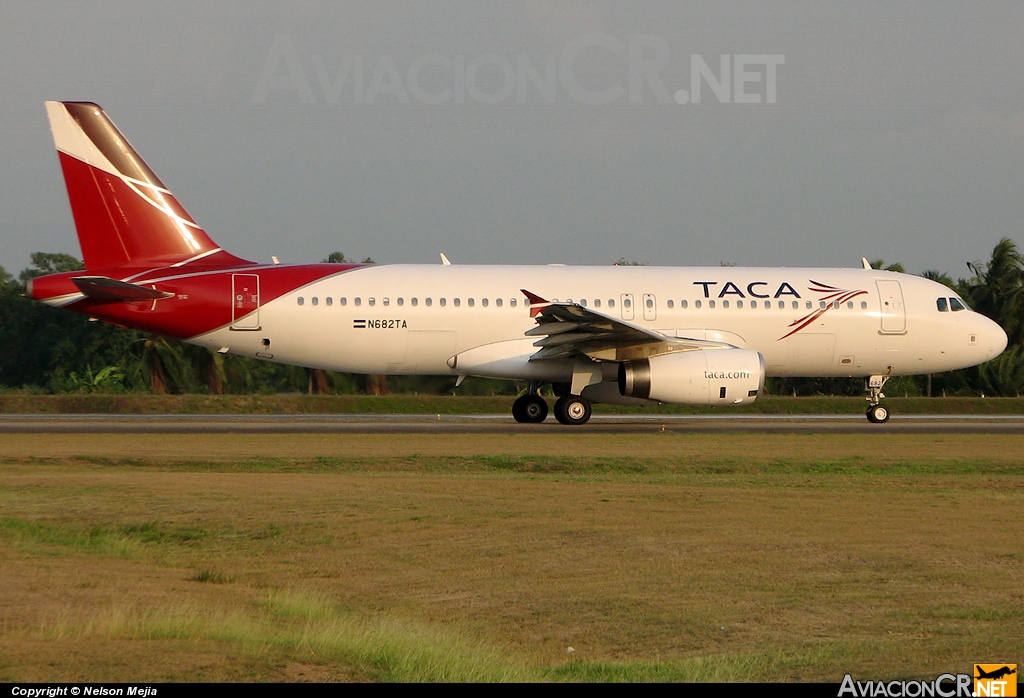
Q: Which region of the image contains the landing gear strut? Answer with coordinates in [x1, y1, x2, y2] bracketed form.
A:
[865, 373, 891, 423]
[512, 383, 548, 423]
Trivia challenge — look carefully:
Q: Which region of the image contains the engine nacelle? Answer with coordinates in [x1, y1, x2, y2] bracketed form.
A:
[618, 349, 765, 405]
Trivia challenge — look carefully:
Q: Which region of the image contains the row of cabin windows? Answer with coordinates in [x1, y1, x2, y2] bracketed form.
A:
[295, 296, 871, 311]
[296, 296, 520, 308]
[666, 299, 869, 310]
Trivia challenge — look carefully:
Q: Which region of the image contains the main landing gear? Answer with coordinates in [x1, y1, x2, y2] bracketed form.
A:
[553, 394, 592, 426]
[865, 373, 891, 424]
[511, 383, 593, 425]
[511, 391, 548, 423]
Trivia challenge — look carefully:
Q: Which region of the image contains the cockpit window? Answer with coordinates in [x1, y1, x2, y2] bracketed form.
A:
[936, 298, 948, 312]
[949, 297, 966, 312]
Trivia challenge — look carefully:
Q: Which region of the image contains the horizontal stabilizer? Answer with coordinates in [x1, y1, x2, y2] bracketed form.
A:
[71, 275, 175, 302]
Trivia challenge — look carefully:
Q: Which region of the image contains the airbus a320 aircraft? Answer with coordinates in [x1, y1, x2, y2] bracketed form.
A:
[26, 102, 1007, 424]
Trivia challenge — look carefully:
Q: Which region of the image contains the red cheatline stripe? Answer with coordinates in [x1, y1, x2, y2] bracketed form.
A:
[779, 309, 827, 339]
[778, 287, 869, 340]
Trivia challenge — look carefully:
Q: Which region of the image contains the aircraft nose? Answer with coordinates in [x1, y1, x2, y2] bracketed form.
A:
[978, 315, 1008, 360]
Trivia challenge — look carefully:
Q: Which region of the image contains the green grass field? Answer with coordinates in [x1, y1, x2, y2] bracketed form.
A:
[0, 432, 1021, 682]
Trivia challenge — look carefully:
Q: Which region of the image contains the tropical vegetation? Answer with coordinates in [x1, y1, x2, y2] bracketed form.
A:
[2, 241, 1023, 397]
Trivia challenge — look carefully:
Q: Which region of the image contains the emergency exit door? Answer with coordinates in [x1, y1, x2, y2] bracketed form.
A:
[876, 280, 905, 333]
[231, 274, 260, 330]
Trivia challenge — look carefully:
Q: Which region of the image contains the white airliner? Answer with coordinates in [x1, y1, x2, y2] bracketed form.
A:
[27, 101, 1007, 424]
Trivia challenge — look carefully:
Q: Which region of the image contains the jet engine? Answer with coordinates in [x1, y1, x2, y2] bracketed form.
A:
[617, 349, 765, 405]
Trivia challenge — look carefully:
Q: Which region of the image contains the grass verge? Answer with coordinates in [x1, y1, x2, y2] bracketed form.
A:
[0, 432, 1020, 682]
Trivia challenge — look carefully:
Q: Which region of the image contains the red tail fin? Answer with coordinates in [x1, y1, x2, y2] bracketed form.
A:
[45, 101, 249, 270]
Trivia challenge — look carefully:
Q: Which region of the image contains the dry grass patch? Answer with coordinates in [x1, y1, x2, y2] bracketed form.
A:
[0, 432, 1021, 681]
[2, 432, 1024, 463]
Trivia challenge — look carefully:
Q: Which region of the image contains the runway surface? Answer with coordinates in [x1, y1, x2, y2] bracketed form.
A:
[2, 413, 1023, 434]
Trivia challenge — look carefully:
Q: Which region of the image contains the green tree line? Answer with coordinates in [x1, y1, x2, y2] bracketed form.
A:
[2, 242, 1023, 397]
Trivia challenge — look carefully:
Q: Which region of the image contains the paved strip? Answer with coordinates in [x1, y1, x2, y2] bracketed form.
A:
[1, 413, 1022, 434]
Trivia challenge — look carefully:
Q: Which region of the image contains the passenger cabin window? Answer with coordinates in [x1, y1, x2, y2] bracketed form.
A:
[949, 297, 966, 311]
[355, 298, 362, 306]
[297, 297, 304, 306]
[667, 300, 674, 309]
[495, 298, 502, 307]
[680, 300, 688, 309]
[326, 297, 333, 306]
[340, 297, 347, 306]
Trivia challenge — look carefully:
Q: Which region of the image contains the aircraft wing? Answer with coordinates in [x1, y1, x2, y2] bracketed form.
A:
[521, 289, 733, 361]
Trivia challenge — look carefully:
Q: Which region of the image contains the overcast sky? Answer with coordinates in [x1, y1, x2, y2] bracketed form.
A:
[1, 1, 1022, 277]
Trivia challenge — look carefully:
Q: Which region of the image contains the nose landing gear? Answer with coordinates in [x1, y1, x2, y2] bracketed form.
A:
[865, 372, 892, 423]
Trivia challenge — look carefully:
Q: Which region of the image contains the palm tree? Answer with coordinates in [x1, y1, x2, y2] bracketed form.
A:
[183, 344, 228, 394]
[966, 238, 1024, 346]
[136, 335, 194, 394]
[869, 259, 905, 273]
[920, 269, 955, 290]
[976, 345, 1024, 397]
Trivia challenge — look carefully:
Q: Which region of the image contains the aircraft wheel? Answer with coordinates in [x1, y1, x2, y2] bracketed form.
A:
[866, 404, 890, 424]
[513, 394, 548, 423]
[554, 395, 592, 426]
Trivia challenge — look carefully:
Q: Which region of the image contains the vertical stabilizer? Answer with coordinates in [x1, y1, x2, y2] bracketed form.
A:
[45, 101, 246, 269]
